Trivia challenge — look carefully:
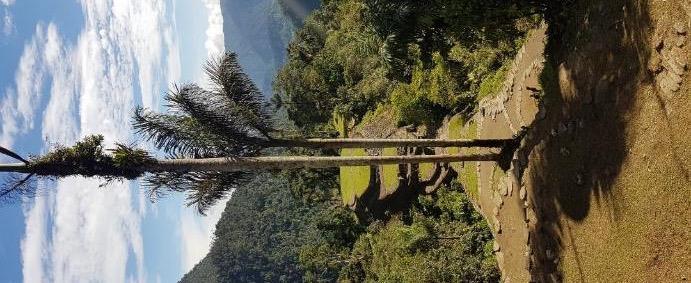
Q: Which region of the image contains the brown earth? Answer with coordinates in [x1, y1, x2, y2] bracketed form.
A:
[520, 0, 690, 282]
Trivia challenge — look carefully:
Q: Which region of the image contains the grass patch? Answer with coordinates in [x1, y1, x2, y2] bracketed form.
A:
[339, 148, 371, 205]
[380, 148, 399, 194]
[476, 63, 509, 102]
[448, 115, 479, 199]
[418, 159, 436, 182]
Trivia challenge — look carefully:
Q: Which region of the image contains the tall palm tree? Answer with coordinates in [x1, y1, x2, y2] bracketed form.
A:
[0, 52, 519, 213]
[0, 134, 510, 213]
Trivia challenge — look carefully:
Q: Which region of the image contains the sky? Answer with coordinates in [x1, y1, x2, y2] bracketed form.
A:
[0, 0, 228, 282]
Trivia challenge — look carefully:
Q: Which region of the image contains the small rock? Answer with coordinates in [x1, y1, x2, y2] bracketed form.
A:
[663, 55, 686, 76]
[674, 22, 687, 35]
[551, 128, 558, 137]
[524, 199, 530, 208]
[501, 181, 509, 196]
[648, 56, 663, 73]
[550, 273, 560, 283]
[575, 173, 584, 186]
[660, 73, 681, 92]
[560, 147, 571, 157]
[526, 208, 536, 224]
[519, 186, 527, 200]
[653, 34, 664, 51]
[494, 194, 504, 207]
[677, 36, 687, 47]
[493, 241, 501, 252]
[553, 257, 560, 265]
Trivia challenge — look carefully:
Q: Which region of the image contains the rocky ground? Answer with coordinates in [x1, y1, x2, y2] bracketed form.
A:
[447, 1, 690, 280]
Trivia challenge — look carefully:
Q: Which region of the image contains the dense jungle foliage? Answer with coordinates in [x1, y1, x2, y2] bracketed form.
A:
[273, 0, 541, 132]
[182, 0, 549, 281]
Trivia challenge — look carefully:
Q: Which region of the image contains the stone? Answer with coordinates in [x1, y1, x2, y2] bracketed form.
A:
[653, 34, 664, 51]
[677, 36, 687, 47]
[674, 22, 687, 35]
[550, 273, 560, 283]
[659, 77, 676, 94]
[667, 71, 684, 85]
[493, 241, 501, 252]
[495, 195, 504, 207]
[526, 208, 537, 224]
[660, 73, 681, 92]
[551, 128, 558, 137]
[519, 186, 527, 200]
[648, 56, 663, 73]
[663, 55, 686, 76]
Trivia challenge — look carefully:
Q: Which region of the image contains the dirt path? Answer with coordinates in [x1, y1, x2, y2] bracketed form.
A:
[473, 24, 548, 283]
[521, 0, 690, 281]
[444, 1, 690, 282]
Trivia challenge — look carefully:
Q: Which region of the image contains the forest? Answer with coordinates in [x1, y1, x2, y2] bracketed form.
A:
[181, 0, 551, 281]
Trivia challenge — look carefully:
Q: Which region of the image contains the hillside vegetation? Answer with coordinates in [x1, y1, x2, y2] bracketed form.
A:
[182, 0, 553, 282]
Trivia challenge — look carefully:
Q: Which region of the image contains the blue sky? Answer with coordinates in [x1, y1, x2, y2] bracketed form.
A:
[0, 0, 227, 282]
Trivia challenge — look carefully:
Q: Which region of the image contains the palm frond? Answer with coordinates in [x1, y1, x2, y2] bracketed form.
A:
[0, 173, 36, 204]
[0, 145, 29, 164]
[165, 84, 270, 148]
[143, 171, 250, 215]
[204, 52, 274, 134]
[133, 107, 241, 157]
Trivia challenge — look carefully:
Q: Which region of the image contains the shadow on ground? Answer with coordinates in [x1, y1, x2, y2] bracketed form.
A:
[519, 0, 653, 280]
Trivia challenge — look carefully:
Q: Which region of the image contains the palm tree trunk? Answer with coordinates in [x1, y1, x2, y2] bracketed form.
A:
[267, 138, 512, 149]
[0, 163, 30, 173]
[149, 153, 499, 172]
[0, 153, 499, 175]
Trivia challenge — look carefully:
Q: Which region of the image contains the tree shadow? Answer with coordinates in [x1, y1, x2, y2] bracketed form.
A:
[517, 0, 653, 280]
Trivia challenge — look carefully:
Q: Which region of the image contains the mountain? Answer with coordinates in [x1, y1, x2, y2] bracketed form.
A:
[220, 0, 319, 97]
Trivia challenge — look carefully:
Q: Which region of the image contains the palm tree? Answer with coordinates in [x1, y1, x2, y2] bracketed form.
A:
[0, 52, 519, 213]
[133, 52, 512, 156]
[0, 134, 513, 213]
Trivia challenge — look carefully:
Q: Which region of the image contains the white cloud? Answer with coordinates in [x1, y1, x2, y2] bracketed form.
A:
[15, 0, 182, 282]
[1, 0, 14, 6]
[2, 8, 13, 36]
[202, 0, 225, 58]
[20, 192, 49, 283]
[49, 179, 143, 283]
[0, 24, 46, 148]
[179, 194, 231, 273]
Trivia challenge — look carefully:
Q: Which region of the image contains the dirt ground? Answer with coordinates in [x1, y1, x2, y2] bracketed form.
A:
[522, 0, 691, 281]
